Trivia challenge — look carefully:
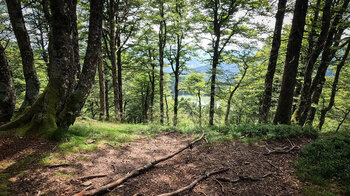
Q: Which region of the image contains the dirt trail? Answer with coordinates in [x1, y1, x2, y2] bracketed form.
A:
[0, 131, 311, 195]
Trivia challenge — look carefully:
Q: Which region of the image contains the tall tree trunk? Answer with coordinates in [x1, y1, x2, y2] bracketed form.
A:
[292, 0, 332, 125]
[105, 78, 110, 121]
[273, 0, 308, 124]
[198, 91, 202, 127]
[318, 42, 350, 130]
[117, 35, 123, 122]
[225, 66, 248, 125]
[109, 0, 121, 123]
[209, 20, 220, 126]
[158, 1, 166, 125]
[98, 55, 105, 121]
[56, 0, 104, 129]
[0, 44, 16, 124]
[142, 84, 149, 123]
[6, 0, 40, 111]
[148, 62, 156, 122]
[173, 69, 179, 126]
[259, 0, 287, 124]
[165, 94, 169, 126]
[173, 33, 182, 126]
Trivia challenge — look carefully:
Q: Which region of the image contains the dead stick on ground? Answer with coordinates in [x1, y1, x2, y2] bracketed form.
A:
[216, 172, 273, 184]
[74, 132, 205, 196]
[78, 174, 109, 181]
[46, 163, 70, 168]
[157, 168, 229, 196]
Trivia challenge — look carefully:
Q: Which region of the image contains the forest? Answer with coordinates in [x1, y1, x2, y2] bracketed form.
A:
[0, 0, 350, 195]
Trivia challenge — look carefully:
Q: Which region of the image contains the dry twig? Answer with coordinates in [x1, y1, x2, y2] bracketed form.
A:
[157, 168, 229, 196]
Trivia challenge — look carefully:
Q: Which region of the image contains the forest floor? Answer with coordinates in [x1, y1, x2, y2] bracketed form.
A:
[0, 123, 314, 196]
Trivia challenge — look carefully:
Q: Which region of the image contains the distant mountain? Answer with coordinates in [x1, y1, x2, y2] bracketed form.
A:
[164, 58, 239, 75]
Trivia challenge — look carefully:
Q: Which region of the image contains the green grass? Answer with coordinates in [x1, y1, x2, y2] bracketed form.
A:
[295, 131, 350, 195]
[51, 119, 179, 153]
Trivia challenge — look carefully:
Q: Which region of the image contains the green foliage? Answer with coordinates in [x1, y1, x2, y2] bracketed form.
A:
[183, 123, 318, 143]
[211, 124, 318, 139]
[295, 132, 350, 195]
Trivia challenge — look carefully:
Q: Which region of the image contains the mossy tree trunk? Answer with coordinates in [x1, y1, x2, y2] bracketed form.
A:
[0, 44, 16, 124]
[0, 0, 104, 137]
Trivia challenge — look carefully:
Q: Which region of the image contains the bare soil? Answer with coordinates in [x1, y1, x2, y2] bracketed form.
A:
[0, 131, 313, 196]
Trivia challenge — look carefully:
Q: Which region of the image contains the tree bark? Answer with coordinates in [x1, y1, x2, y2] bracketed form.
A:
[318, 42, 350, 130]
[291, 0, 332, 125]
[116, 2, 123, 122]
[105, 78, 110, 121]
[198, 91, 202, 127]
[209, 8, 221, 126]
[159, 0, 166, 125]
[109, 0, 121, 123]
[273, 0, 308, 124]
[98, 55, 105, 121]
[259, 0, 287, 124]
[0, 44, 16, 124]
[6, 0, 40, 111]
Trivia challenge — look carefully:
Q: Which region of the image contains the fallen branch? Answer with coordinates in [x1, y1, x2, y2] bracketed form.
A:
[157, 168, 229, 196]
[263, 144, 300, 155]
[46, 163, 70, 168]
[74, 133, 205, 196]
[78, 174, 109, 181]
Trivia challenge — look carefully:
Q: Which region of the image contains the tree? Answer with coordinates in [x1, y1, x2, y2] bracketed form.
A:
[158, 0, 167, 125]
[223, 58, 248, 125]
[0, 43, 16, 124]
[181, 72, 206, 126]
[304, 0, 350, 125]
[97, 54, 105, 121]
[291, 0, 333, 125]
[318, 41, 350, 130]
[0, 0, 104, 136]
[5, 0, 40, 111]
[259, 0, 287, 123]
[166, 0, 192, 126]
[195, 0, 268, 126]
[273, 0, 308, 124]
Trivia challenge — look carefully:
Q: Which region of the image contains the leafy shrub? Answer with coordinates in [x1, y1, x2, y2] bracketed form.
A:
[210, 124, 318, 139]
[295, 131, 350, 194]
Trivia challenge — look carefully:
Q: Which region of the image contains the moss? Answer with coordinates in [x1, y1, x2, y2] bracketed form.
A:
[0, 173, 9, 196]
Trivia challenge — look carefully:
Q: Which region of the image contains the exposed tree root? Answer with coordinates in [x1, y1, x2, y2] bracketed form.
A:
[157, 168, 229, 196]
[74, 133, 205, 196]
[216, 172, 273, 184]
[263, 139, 300, 155]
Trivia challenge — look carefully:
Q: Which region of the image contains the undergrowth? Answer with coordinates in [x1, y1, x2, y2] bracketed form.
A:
[186, 124, 318, 143]
[295, 131, 350, 195]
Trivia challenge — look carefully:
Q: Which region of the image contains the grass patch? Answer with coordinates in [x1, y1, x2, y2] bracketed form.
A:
[50, 119, 177, 153]
[295, 131, 350, 195]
